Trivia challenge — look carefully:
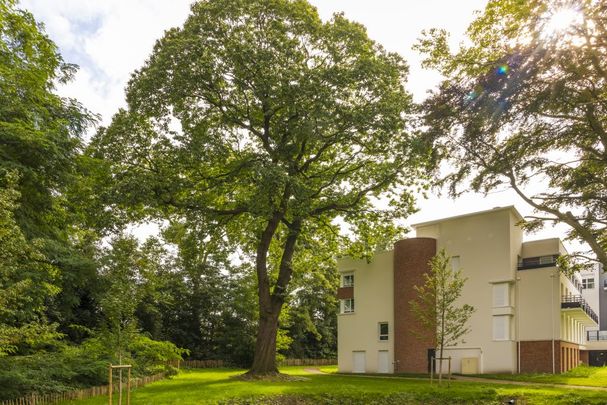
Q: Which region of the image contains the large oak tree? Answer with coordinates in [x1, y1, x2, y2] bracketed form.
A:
[419, 0, 607, 267]
[92, 0, 431, 374]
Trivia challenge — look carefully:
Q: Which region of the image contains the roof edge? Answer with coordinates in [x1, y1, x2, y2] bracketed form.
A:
[412, 205, 524, 228]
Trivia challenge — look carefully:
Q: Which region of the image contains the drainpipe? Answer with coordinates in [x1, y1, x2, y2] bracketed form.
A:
[550, 270, 556, 374]
[516, 276, 521, 374]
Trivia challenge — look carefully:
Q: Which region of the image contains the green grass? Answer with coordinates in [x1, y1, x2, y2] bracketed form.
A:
[473, 364, 607, 388]
[59, 366, 607, 405]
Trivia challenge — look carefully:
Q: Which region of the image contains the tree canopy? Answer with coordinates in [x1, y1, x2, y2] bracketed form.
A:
[92, 0, 431, 374]
[419, 0, 607, 266]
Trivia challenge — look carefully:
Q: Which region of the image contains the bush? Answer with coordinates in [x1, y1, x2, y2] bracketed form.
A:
[0, 332, 187, 400]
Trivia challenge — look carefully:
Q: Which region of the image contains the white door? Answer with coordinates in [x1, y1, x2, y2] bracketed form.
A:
[378, 350, 389, 373]
[352, 351, 366, 373]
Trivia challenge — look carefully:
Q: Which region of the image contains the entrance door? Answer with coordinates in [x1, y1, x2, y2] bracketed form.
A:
[352, 351, 366, 373]
[378, 350, 389, 373]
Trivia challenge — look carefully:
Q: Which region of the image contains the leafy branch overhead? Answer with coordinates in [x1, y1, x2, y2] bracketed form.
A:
[419, 0, 607, 267]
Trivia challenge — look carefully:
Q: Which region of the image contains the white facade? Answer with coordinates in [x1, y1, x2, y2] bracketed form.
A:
[337, 206, 603, 374]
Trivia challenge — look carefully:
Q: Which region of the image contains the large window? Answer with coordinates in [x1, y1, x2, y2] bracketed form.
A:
[379, 322, 389, 341]
[493, 315, 510, 341]
[342, 273, 354, 287]
[341, 298, 354, 314]
[582, 278, 595, 289]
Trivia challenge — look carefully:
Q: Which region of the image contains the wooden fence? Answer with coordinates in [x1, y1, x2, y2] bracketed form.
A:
[1, 358, 336, 405]
[0, 372, 165, 405]
[279, 358, 336, 366]
[174, 359, 225, 369]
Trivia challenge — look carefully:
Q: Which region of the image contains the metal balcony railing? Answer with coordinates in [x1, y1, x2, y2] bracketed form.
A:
[587, 330, 607, 341]
[561, 295, 599, 324]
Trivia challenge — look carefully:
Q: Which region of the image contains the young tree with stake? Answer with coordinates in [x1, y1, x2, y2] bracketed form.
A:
[410, 249, 474, 383]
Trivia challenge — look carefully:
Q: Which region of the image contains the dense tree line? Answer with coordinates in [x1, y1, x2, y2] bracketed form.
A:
[0, 0, 340, 399]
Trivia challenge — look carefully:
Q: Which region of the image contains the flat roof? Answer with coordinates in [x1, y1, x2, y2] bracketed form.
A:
[412, 205, 524, 228]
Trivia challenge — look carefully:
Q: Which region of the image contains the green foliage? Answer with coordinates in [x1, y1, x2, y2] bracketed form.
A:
[0, 332, 186, 400]
[409, 250, 474, 381]
[90, 0, 431, 372]
[419, 0, 607, 267]
[0, 171, 62, 356]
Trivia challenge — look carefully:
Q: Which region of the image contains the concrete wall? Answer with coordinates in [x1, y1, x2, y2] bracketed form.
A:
[416, 207, 521, 374]
[518, 266, 560, 342]
[598, 264, 607, 329]
[337, 251, 394, 373]
[580, 265, 600, 316]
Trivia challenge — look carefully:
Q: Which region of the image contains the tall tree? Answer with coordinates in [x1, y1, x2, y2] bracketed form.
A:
[418, 0, 607, 266]
[0, 171, 61, 356]
[410, 250, 474, 383]
[91, 0, 431, 375]
[0, 0, 98, 337]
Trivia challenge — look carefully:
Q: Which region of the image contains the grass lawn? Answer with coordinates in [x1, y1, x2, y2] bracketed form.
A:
[59, 366, 607, 405]
[473, 364, 607, 388]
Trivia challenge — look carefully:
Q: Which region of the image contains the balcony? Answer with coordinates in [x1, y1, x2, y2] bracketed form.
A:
[587, 330, 607, 341]
[518, 254, 559, 270]
[561, 295, 599, 325]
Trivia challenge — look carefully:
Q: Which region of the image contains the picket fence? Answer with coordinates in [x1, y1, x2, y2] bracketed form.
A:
[1, 358, 336, 405]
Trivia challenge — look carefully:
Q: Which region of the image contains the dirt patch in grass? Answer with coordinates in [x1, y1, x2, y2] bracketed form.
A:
[232, 372, 309, 382]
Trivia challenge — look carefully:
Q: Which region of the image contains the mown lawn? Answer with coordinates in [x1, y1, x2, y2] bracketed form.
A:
[475, 364, 607, 388]
[60, 366, 607, 405]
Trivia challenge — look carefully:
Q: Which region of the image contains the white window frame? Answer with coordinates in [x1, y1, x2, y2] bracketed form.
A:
[342, 273, 354, 288]
[493, 315, 510, 341]
[492, 283, 510, 307]
[378, 322, 389, 341]
[341, 298, 354, 314]
[451, 256, 461, 271]
[582, 278, 595, 289]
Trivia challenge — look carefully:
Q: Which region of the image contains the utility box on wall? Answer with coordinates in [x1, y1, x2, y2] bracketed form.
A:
[461, 357, 479, 374]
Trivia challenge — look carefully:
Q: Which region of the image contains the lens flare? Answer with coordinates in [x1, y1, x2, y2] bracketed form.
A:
[543, 8, 581, 37]
[497, 65, 509, 75]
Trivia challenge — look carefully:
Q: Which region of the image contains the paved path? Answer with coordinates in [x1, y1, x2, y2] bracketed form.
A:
[305, 368, 607, 391]
[444, 375, 607, 391]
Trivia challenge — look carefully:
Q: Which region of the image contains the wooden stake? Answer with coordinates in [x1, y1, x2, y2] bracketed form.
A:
[109, 364, 113, 405]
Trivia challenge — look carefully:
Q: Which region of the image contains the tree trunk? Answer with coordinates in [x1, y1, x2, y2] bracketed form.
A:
[247, 217, 301, 376]
[249, 304, 281, 374]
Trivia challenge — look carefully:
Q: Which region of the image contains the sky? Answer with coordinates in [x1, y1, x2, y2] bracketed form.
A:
[19, 0, 578, 251]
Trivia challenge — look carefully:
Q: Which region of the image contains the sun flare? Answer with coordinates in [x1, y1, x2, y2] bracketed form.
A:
[543, 7, 582, 37]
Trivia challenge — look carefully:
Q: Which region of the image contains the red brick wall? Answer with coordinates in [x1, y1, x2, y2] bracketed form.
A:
[560, 341, 580, 372]
[519, 340, 560, 373]
[393, 238, 436, 373]
[580, 350, 589, 365]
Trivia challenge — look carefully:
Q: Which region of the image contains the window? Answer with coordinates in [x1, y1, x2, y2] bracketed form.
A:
[539, 255, 555, 265]
[342, 273, 354, 287]
[493, 315, 510, 341]
[451, 256, 461, 271]
[493, 283, 509, 307]
[582, 278, 595, 289]
[379, 322, 389, 341]
[604, 279, 607, 291]
[341, 298, 354, 314]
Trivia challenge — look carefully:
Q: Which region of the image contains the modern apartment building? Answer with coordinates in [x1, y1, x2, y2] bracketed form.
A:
[337, 206, 607, 374]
